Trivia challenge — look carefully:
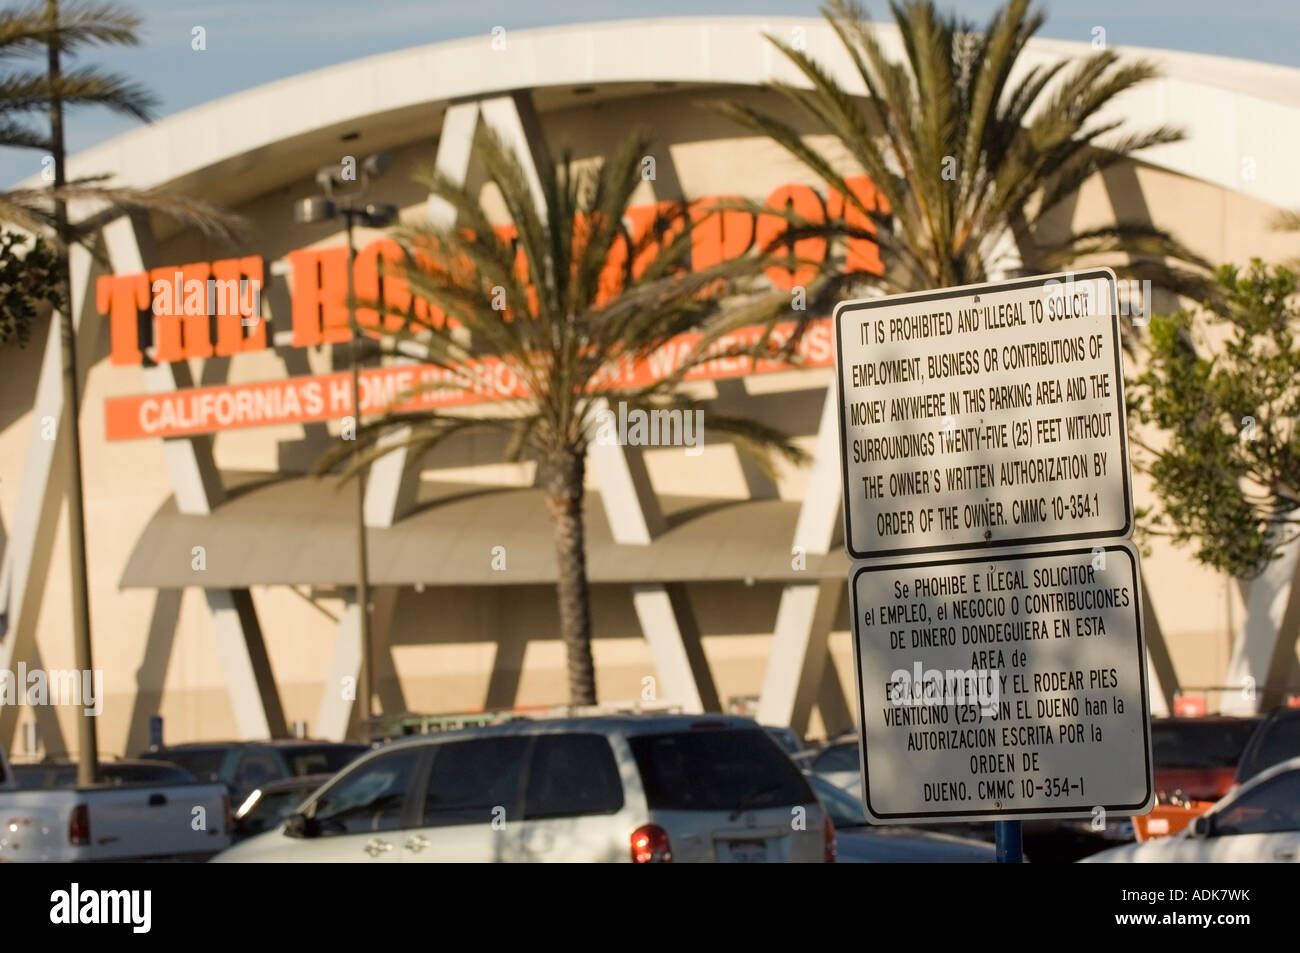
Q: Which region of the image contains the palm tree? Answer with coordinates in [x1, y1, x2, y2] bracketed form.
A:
[318, 128, 813, 707]
[714, 0, 1210, 306]
[0, 0, 240, 782]
[0, 1, 239, 341]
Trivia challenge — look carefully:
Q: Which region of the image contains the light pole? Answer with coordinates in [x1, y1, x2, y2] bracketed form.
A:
[295, 154, 397, 740]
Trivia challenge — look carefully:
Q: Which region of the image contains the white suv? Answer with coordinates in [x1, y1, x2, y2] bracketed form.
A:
[213, 715, 833, 863]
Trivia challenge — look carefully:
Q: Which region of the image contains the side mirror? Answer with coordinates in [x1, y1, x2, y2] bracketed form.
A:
[1191, 816, 1213, 838]
[283, 812, 319, 839]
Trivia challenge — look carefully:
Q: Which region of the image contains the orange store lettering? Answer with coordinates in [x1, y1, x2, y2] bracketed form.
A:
[96, 177, 886, 367]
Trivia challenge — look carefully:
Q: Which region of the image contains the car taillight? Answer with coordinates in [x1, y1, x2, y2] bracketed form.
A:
[823, 813, 837, 863]
[69, 804, 90, 846]
[222, 793, 232, 834]
[630, 824, 672, 863]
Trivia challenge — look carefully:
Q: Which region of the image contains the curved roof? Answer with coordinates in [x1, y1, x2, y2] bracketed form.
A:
[42, 16, 1300, 212]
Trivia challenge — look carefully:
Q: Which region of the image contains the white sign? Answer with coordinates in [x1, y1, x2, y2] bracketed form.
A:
[833, 269, 1132, 559]
[848, 541, 1152, 824]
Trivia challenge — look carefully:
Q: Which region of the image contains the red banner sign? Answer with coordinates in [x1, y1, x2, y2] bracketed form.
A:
[104, 318, 834, 441]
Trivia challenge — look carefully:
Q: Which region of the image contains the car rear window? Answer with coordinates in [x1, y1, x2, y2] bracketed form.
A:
[283, 745, 367, 777]
[103, 763, 196, 785]
[12, 764, 54, 789]
[159, 748, 232, 783]
[11, 762, 195, 788]
[629, 728, 812, 812]
[1151, 720, 1260, 770]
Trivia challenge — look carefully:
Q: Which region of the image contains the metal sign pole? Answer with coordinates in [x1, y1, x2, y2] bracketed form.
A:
[995, 821, 1023, 863]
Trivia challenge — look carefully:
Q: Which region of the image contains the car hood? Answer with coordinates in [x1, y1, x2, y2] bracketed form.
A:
[1078, 842, 1147, 863]
[834, 826, 995, 863]
[210, 826, 292, 862]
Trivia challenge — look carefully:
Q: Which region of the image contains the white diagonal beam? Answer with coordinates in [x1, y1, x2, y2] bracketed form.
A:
[587, 398, 666, 544]
[315, 587, 399, 740]
[101, 216, 285, 740]
[587, 397, 713, 709]
[1223, 537, 1300, 714]
[757, 384, 844, 733]
[366, 99, 481, 529]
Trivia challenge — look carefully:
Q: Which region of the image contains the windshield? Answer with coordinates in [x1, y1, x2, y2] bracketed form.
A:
[1241, 715, 1300, 779]
[808, 775, 869, 827]
[160, 748, 233, 783]
[629, 729, 812, 813]
[1151, 720, 1259, 770]
[250, 788, 313, 823]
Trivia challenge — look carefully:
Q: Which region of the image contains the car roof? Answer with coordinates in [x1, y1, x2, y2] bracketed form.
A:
[15, 758, 189, 769]
[150, 740, 365, 750]
[254, 773, 333, 793]
[373, 713, 762, 751]
[1260, 707, 1300, 723]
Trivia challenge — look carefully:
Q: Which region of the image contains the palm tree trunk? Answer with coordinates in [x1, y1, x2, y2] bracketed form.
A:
[46, 0, 99, 785]
[545, 448, 597, 706]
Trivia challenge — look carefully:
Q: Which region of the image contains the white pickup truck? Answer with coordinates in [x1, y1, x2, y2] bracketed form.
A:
[0, 745, 231, 862]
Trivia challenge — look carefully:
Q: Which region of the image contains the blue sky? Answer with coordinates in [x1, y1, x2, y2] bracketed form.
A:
[4, 0, 1298, 186]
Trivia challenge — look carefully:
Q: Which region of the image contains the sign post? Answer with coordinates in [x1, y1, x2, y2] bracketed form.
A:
[832, 270, 1152, 860]
[995, 820, 1023, 864]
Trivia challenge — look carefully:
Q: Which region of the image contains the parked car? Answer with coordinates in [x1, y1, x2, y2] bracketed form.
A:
[806, 774, 995, 862]
[139, 740, 369, 805]
[0, 744, 231, 862]
[1150, 715, 1262, 802]
[214, 715, 833, 862]
[1235, 707, 1300, 785]
[1082, 755, 1300, 863]
[763, 725, 806, 758]
[11, 759, 197, 791]
[806, 737, 863, 799]
[233, 774, 332, 841]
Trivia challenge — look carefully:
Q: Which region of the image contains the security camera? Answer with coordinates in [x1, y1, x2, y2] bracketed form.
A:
[360, 202, 398, 228]
[295, 195, 336, 224]
[362, 153, 391, 180]
[314, 166, 342, 193]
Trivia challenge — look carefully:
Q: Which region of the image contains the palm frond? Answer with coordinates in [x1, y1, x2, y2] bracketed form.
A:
[718, 0, 1195, 298]
[0, 1, 141, 58]
[5, 183, 246, 244]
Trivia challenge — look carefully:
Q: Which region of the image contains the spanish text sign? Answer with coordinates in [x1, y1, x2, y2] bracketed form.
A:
[833, 270, 1132, 559]
[848, 542, 1152, 824]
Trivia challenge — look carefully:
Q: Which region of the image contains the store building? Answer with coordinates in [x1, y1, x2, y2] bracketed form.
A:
[2, 16, 1299, 756]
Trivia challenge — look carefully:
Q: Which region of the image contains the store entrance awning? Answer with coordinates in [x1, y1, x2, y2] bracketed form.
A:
[119, 476, 848, 589]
